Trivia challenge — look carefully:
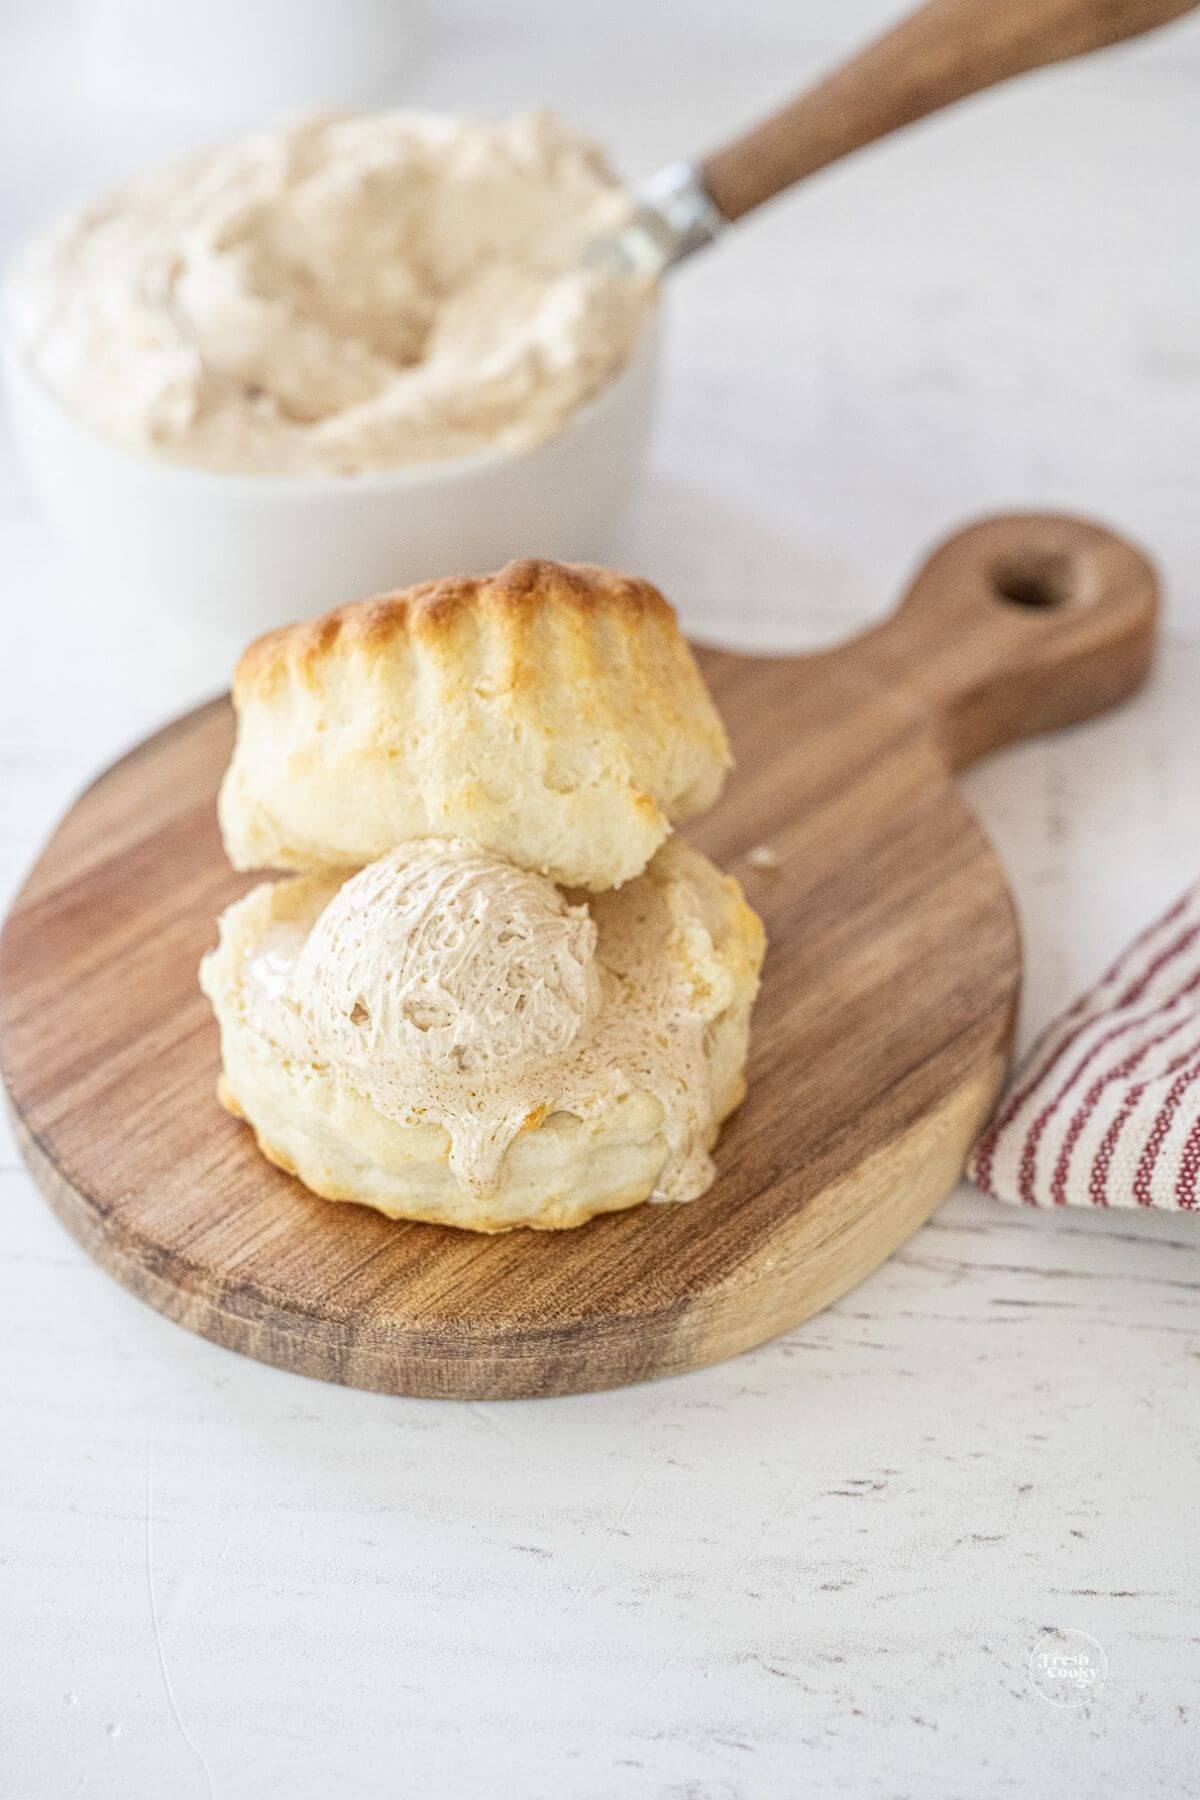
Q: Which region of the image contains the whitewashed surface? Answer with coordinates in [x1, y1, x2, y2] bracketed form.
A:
[2, 4, 1199, 1796]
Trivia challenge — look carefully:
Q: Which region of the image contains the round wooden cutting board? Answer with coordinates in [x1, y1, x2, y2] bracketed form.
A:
[0, 515, 1157, 1398]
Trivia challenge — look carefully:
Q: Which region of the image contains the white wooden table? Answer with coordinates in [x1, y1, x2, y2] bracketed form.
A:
[3, 5, 1199, 1795]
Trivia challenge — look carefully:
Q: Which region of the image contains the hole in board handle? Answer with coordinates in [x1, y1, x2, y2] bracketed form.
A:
[990, 549, 1077, 610]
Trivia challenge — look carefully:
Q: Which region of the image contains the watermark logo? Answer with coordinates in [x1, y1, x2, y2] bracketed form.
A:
[1028, 1629, 1107, 1707]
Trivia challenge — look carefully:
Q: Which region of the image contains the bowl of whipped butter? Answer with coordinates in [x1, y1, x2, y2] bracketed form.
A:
[3, 111, 659, 629]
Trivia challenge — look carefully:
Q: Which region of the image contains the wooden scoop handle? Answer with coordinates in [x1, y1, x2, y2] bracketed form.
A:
[844, 513, 1160, 769]
[703, 0, 1197, 222]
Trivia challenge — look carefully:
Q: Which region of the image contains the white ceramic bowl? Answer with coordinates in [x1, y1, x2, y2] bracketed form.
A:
[2, 319, 660, 633]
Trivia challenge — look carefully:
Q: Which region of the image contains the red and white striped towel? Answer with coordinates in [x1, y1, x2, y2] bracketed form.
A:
[968, 882, 1200, 1210]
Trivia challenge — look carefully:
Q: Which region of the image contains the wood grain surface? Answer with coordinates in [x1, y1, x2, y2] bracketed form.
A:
[0, 514, 1157, 1398]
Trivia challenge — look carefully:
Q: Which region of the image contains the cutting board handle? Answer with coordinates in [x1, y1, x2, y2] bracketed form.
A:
[854, 512, 1159, 769]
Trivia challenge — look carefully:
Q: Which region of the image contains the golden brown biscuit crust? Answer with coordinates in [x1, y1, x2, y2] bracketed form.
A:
[235, 560, 676, 702]
[221, 558, 730, 889]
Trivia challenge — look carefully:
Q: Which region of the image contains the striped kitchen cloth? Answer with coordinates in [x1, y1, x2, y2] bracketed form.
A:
[968, 881, 1200, 1209]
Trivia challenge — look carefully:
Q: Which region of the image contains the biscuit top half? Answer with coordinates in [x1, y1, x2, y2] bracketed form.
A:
[220, 559, 731, 890]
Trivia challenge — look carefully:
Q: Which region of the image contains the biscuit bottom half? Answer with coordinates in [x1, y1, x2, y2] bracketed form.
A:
[200, 837, 764, 1232]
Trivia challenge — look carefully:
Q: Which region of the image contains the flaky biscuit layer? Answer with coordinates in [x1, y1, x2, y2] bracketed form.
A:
[219, 559, 731, 890]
